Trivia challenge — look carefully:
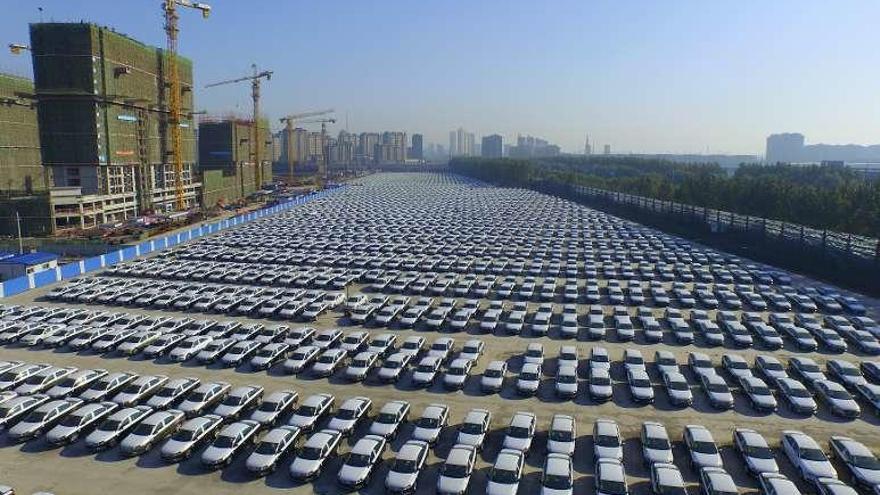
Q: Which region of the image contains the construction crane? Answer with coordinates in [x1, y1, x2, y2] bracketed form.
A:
[205, 64, 273, 189]
[279, 109, 334, 184]
[162, 0, 211, 211]
[300, 118, 337, 188]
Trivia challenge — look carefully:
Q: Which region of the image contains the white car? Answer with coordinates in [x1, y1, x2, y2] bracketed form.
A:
[112, 374, 168, 407]
[437, 444, 477, 495]
[377, 352, 412, 383]
[249, 390, 298, 427]
[345, 351, 379, 382]
[782, 431, 838, 485]
[458, 340, 485, 362]
[516, 362, 542, 396]
[283, 345, 320, 374]
[456, 408, 491, 450]
[547, 414, 576, 456]
[443, 358, 473, 390]
[289, 428, 342, 481]
[44, 400, 117, 445]
[245, 425, 301, 476]
[487, 448, 524, 495]
[311, 348, 347, 377]
[733, 428, 779, 476]
[399, 335, 426, 356]
[368, 400, 409, 439]
[145, 377, 200, 410]
[481, 360, 507, 393]
[641, 421, 673, 465]
[502, 411, 536, 453]
[684, 424, 723, 469]
[411, 356, 442, 387]
[337, 434, 386, 489]
[326, 396, 372, 436]
[412, 403, 448, 445]
[385, 439, 429, 494]
[828, 436, 880, 489]
[596, 458, 627, 495]
[200, 419, 260, 469]
[287, 393, 334, 432]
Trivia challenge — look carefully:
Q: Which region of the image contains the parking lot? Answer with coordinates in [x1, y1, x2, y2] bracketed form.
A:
[1, 172, 879, 495]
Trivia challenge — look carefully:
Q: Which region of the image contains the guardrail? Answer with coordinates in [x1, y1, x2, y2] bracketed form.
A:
[568, 184, 880, 262]
[0, 186, 344, 298]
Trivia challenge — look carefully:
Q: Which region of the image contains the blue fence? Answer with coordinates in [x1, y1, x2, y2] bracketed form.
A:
[0, 187, 341, 298]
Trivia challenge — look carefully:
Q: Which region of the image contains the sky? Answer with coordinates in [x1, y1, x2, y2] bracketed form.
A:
[1, 0, 878, 155]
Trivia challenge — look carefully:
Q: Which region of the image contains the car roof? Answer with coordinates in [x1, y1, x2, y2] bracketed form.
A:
[495, 449, 523, 469]
[447, 444, 474, 464]
[304, 429, 337, 447]
[686, 425, 714, 440]
[464, 409, 490, 423]
[642, 422, 667, 437]
[654, 464, 684, 485]
[423, 404, 448, 418]
[351, 435, 383, 455]
[398, 440, 428, 460]
[551, 414, 574, 431]
[597, 458, 625, 480]
[511, 412, 535, 426]
[831, 436, 872, 456]
[545, 453, 571, 475]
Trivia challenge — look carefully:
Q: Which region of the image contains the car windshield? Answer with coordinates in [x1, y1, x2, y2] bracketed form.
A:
[657, 485, 687, 495]
[827, 389, 851, 400]
[644, 436, 669, 450]
[508, 426, 530, 438]
[786, 386, 810, 398]
[691, 440, 717, 454]
[392, 458, 419, 473]
[708, 384, 729, 393]
[851, 455, 880, 469]
[58, 414, 83, 427]
[131, 423, 155, 436]
[295, 445, 323, 460]
[596, 434, 620, 447]
[296, 406, 317, 417]
[172, 428, 196, 442]
[24, 411, 48, 422]
[317, 355, 337, 364]
[592, 376, 611, 386]
[347, 452, 372, 467]
[743, 445, 774, 459]
[336, 408, 358, 420]
[417, 417, 439, 428]
[377, 412, 399, 424]
[598, 479, 627, 495]
[485, 369, 502, 378]
[442, 462, 469, 478]
[632, 378, 651, 388]
[558, 374, 576, 384]
[213, 435, 236, 449]
[668, 380, 689, 391]
[491, 468, 519, 484]
[520, 372, 539, 381]
[255, 441, 280, 455]
[550, 429, 573, 442]
[99, 419, 122, 431]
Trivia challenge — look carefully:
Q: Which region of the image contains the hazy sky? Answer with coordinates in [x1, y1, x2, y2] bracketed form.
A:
[1, 0, 878, 155]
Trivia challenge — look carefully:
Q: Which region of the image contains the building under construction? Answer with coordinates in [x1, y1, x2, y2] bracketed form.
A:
[29, 22, 201, 232]
[198, 117, 272, 207]
[0, 73, 53, 236]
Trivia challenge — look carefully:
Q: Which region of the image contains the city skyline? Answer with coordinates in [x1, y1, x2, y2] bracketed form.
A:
[1, 1, 879, 154]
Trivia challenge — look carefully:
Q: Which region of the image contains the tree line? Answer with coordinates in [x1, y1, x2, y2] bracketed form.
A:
[449, 156, 880, 239]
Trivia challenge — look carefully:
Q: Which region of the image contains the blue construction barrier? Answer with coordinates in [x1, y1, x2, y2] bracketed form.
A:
[0, 186, 343, 298]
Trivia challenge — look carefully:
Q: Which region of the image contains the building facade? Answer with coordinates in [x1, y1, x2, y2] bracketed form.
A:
[29, 22, 201, 232]
[481, 134, 503, 158]
[766, 133, 805, 163]
[410, 133, 423, 160]
[197, 118, 271, 206]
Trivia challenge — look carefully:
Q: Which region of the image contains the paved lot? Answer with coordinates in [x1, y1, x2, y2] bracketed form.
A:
[0, 173, 878, 495]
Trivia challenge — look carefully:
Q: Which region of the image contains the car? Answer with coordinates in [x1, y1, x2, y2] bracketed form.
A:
[168, 336, 212, 362]
[828, 436, 880, 489]
[651, 463, 687, 495]
[219, 340, 261, 368]
[84, 405, 153, 451]
[337, 434, 387, 489]
[755, 355, 788, 385]
[516, 362, 542, 396]
[46, 368, 108, 399]
[721, 354, 753, 382]
[245, 425, 302, 476]
[312, 328, 343, 350]
[781, 430, 837, 485]
[427, 337, 455, 362]
[0, 363, 51, 392]
[250, 342, 289, 371]
[384, 439, 429, 494]
[623, 349, 646, 374]
[502, 411, 536, 453]
[178, 381, 231, 418]
[405, 353, 441, 387]
[777, 378, 818, 415]
[249, 390, 298, 427]
[487, 448, 525, 495]
[741, 376, 778, 412]
[855, 383, 880, 414]
[112, 374, 168, 407]
[814, 379, 861, 418]
[0, 393, 49, 430]
[789, 357, 827, 387]
[345, 351, 379, 382]
[733, 428, 779, 476]
[546, 414, 576, 456]
[311, 348, 347, 377]
[369, 400, 410, 439]
[662, 371, 693, 406]
[200, 419, 261, 469]
[458, 339, 485, 363]
[377, 352, 412, 383]
[119, 409, 185, 456]
[443, 358, 473, 390]
[589, 368, 613, 402]
[699, 466, 738, 495]
[160, 414, 224, 462]
[596, 458, 628, 495]
[826, 360, 866, 390]
[145, 377, 199, 410]
[287, 393, 334, 432]
[628, 369, 655, 403]
[555, 365, 579, 399]
[641, 421, 673, 465]
[757, 473, 800, 495]
[212, 385, 263, 421]
[367, 333, 397, 357]
[284, 326, 316, 348]
[289, 428, 342, 481]
[7, 396, 82, 442]
[412, 403, 448, 445]
[540, 452, 574, 495]
[195, 338, 236, 364]
[816, 478, 857, 495]
[340, 331, 369, 355]
[327, 396, 372, 436]
[684, 425, 723, 470]
[861, 361, 880, 383]
[481, 360, 507, 393]
[437, 444, 477, 495]
[456, 408, 491, 450]
[283, 345, 320, 374]
[45, 400, 117, 446]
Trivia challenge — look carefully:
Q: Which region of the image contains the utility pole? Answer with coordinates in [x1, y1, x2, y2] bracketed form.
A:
[15, 211, 23, 254]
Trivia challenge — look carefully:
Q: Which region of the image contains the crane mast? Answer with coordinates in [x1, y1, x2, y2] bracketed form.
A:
[279, 109, 334, 184]
[162, 1, 210, 211]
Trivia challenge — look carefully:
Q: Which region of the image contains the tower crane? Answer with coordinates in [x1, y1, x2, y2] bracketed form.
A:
[279, 109, 334, 184]
[205, 64, 273, 189]
[162, 0, 210, 211]
[300, 118, 337, 187]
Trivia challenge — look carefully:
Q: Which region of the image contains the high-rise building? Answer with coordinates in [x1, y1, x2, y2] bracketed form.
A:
[410, 133, 423, 160]
[766, 133, 805, 163]
[198, 118, 271, 205]
[509, 135, 560, 158]
[482, 134, 503, 158]
[358, 132, 379, 163]
[374, 131, 407, 164]
[449, 127, 476, 157]
[29, 22, 201, 231]
[584, 134, 592, 155]
[603, 144, 611, 155]
[331, 131, 358, 164]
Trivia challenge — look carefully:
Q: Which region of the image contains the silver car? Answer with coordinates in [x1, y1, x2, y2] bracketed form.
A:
[160, 414, 224, 462]
[782, 431, 839, 486]
[200, 419, 260, 469]
[829, 436, 880, 489]
[481, 360, 507, 393]
[502, 411, 536, 453]
[84, 405, 153, 451]
[327, 396, 372, 436]
[112, 374, 168, 407]
[487, 448, 524, 495]
[8, 397, 82, 442]
[119, 409, 185, 456]
[15, 366, 76, 395]
[547, 414, 576, 456]
[289, 428, 342, 481]
[733, 428, 779, 476]
[211, 385, 263, 421]
[641, 421, 673, 465]
[337, 434, 387, 489]
[385, 440, 429, 494]
[45, 401, 117, 445]
[0, 394, 49, 430]
[542, 453, 574, 495]
[437, 443, 477, 495]
[245, 425, 301, 476]
[368, 400, 409, 439]
[178, 381, 231, 418]
[79, 371, 136, 402]
[685, 425, 723, 469]
[145, 377, 200, 410]
[412, 403, 449, 445]
[248, 390, 298, 427]
[456, 408, 491, 450]
[377, 352, 412, 383]
[287, 393, 334, 432]
[46, 368, 108, 399]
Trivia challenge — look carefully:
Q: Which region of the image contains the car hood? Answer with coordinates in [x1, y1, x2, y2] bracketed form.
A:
[327, 418, 356, 432]
[482, 377, 503, 387]
[85, 429, 116, 446]
[541, 486, 573, 495]
[457, 432, 485, 446]
[120, 435, 151, 453]
[161, 439, 193, 457]
[487, 480, 520, 495]
[591, 384, 613, 396]
[412, 427, 439, 442]
[746, 456, 779, 474]
[288, 415, 316, 428]
[802, 459, 837, 479]
[503, 436, 531, 451]
[644, 447, 673, 464]
[548, 439, 575, 455]
[851, 466, 880, 485]
[338, 464, 371, 485]
[8, 421, 40, 437]
[290, 457, 322, 477]
[370, 423, 396, 437]
[245, 452, 277, 472]
[692, 452, 723, 467]
[386, 470, 418, 491]
[437, 475, 470, 494]
[201, 446, 234, 464]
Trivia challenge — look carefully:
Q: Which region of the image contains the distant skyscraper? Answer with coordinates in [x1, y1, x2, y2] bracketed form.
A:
[410, 133, 423, 160]
[482, 134, 503, 158]
[603, 144, 611, 155]
[584, 134, 592, 155]
[766, 133, 805, 163]
[449, 128, 477, 156]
